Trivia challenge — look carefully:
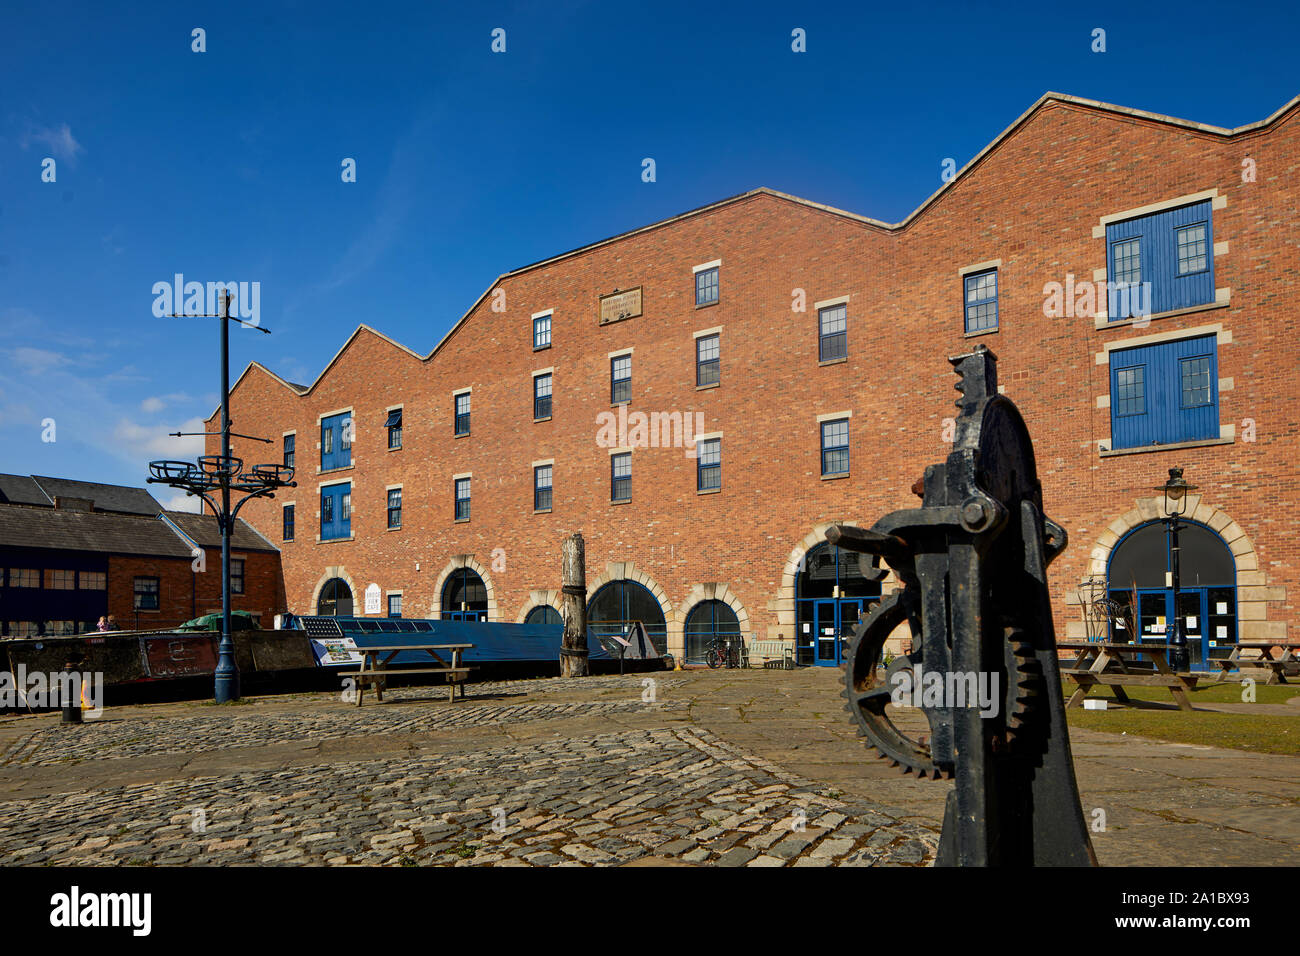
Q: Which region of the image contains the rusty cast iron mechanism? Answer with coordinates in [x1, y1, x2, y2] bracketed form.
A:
[829, 345, 1097, 866]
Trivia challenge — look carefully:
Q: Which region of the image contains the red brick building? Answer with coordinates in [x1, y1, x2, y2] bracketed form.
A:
[210, 92, 1299, 668]
[0, 475, 285, 635]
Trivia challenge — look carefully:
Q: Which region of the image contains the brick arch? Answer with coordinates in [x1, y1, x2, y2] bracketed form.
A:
[516, 588, 562, 623]
[1080, 493, 1282, 639]
[770, 520, 894, 634]
[678, 584, 751, 636]
[431, 554, 499, 622]
[308, 566, 358, 615]
[585, 561, 674, 652]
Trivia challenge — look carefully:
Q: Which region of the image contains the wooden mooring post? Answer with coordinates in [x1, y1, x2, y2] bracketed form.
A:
[560, 532, 589, 677]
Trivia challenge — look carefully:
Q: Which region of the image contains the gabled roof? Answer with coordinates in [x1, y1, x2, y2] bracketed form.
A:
[0, 473, 165, 515]
[0, 505, 193, 558]
[162, 511, 278, 553]
[217, 90, 1300, 413]
[0, 474, 48, 507]
[30, 475, 163, 516]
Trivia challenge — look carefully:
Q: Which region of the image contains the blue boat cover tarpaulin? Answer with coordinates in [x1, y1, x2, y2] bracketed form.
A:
[292, 615, 613, 667]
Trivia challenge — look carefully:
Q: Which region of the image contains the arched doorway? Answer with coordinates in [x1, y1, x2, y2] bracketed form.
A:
[684, 599, 741, 665]
[442, 567, 488, 621]
[588, 580, 667, 655]
[796, 542, 882, 666]
[524, 604, 561, 627]
[1107, 519, 1236, 670]
[317, 578, 353, 617]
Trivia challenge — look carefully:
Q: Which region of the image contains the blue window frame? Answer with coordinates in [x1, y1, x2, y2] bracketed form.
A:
[696, 334, 720, 387]
[387, 488, 402, 529]
[283, 433, 295, 470]
[821, 419, 850, 475]
[695, 267, 719, 306]
[321, 413, 351, 470]
[1180, 355, 1212, 407]
[611, 355, 631, 404]
[963, 270, 998, 333]
[385, 408, 402, 449]
[1109, 335, 1218, 450]
[283, 504, 295, 541]
[534, 373, 552, 420]
[697, 438, 721, 491]
[533, 313, 552, 350]
[387, 593, 402, 619]
[321, 483, 351, 540]
[455, 477, 471, 521]
[1115, 366, 1145, 417]
[1106, 200, 1214, 320]
[818, 305, 847, 361]
[611, 453, 631, 502]
[534, 464, 553, 511]
[1176, 223, 1209, 275]
[454, 392, 471, 436]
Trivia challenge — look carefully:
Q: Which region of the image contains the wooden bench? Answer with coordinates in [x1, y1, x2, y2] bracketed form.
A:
[1058, 641, 1198, 712]
[1213, 642, 1300, 685]
[339, 644, 475, 706]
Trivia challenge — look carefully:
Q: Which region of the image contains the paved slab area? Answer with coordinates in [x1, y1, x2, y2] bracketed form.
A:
[0, 667, 1295, 866]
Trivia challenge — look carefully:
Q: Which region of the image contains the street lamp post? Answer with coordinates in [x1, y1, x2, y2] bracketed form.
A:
[1154, 467, 1198, 673]
[146, 292, 294, 703]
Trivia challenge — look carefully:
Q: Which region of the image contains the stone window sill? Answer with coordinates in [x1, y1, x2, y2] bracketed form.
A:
[1099, 436, 1233, 458]
[818, 357, 847, 367]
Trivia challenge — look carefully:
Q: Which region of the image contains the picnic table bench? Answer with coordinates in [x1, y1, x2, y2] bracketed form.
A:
[1058, 641, 1199, 713]
[339, 644, 474, 706]
[1213, 642, 1300, 685]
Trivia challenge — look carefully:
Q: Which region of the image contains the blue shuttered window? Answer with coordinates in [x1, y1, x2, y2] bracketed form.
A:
[1106, 200, 1214, 320]
[321, 483, 351, 540]
[320, 413, 351, 470]
[1109, 335, 1218, 449]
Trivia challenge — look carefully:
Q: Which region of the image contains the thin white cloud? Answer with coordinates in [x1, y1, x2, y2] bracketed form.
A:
[7, 346, 75, 375]
[21, 122, 84, 164]
[113, 416, 206, 461]
[161, 491, 203, 513]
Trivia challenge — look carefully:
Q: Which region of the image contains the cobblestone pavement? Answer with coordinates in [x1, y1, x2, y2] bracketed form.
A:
[1, 700, 685, 767]
[0, 726, 934, 866]
[0, 668, 1295, 866]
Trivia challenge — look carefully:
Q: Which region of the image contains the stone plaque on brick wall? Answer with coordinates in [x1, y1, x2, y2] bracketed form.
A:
[599, 287, 642, 325]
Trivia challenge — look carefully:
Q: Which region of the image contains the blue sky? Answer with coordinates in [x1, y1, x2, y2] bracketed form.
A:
[2, 0, 1297, 508]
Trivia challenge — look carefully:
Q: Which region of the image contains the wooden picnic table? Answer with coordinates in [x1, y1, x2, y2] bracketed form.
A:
[1058, 641, 1198, 713]
[338, 644, 474, 706]
[1213, 642, 1300, 685]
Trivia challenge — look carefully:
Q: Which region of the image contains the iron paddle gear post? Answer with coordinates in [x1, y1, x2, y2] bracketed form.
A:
[832, 345, 1096, 866]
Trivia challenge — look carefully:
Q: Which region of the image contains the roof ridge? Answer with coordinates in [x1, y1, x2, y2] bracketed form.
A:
[217, 89, 1298, 408]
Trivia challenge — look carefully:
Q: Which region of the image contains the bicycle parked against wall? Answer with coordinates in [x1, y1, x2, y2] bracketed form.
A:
[706, 636, 741, 669]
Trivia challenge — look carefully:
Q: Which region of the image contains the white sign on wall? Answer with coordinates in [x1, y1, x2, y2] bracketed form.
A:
[364, 583, 382, 614]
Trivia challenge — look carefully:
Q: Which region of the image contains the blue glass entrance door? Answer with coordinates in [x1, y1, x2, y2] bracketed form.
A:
[814, 601, 837, 665]
[812, 599, 862, 666]
[1120, 588, 1222, 671]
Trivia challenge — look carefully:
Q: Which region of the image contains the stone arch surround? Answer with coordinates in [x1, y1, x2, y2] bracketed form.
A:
[431, 554, 499, 622]
[308, 566, 358, 615]
[1066, 493, 1285, 643]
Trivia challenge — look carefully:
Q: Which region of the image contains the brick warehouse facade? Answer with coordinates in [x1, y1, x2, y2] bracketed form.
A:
[208, 92, 1299, 666]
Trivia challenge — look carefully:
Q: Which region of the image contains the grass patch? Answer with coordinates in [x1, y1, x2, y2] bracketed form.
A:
[1067, 708, 1300, 756]
[1062, 679, 1300, 755]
